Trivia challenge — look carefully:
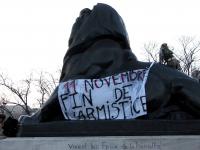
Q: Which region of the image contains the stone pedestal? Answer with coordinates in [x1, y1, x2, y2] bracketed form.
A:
[0, 136, 200, 150]
[17, 120, 200, 137]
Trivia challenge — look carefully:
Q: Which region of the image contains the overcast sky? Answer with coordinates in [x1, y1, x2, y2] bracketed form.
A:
[1, 0, 200, 80]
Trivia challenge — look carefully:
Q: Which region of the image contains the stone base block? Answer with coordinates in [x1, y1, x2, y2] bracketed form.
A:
[0, 136, 200, 150]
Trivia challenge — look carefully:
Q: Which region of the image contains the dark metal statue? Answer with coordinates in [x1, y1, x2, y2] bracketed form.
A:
[159, 43, 181, 70]
[192, 70, 200, 83]
[21, 3, 200, 123]
[3, 3, 200, 136]
[159, 43, 173, 64]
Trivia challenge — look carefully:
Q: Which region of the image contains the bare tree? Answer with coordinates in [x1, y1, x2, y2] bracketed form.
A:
[35, 71, 59, 107]
[0, 73, 32, 115]
[176, 36, 200, 76]
[144, 42, 159, 62]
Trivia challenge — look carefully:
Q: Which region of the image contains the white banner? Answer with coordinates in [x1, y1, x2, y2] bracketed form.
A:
[58, 65, 153, 120]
